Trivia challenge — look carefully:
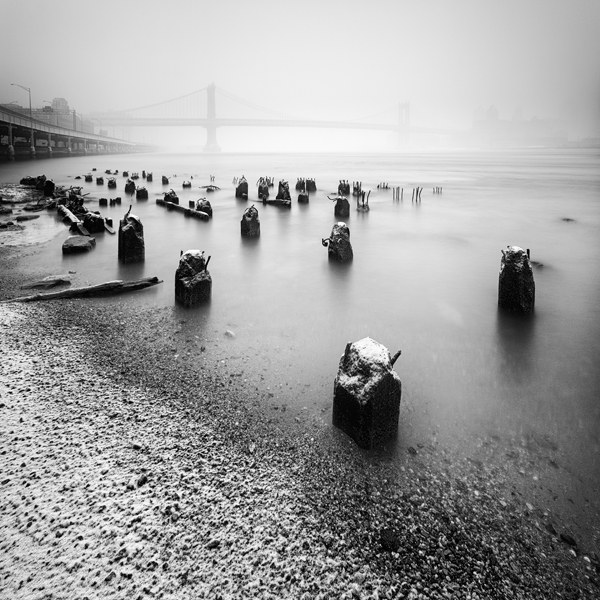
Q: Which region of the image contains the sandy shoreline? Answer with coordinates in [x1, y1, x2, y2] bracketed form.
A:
[1, 231, 599, 598]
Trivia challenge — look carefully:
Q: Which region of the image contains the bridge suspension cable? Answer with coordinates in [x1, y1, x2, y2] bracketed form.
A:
[215, 86, 305, 121]
[115, 86, 209, 115]
[346, 105, 399, 123]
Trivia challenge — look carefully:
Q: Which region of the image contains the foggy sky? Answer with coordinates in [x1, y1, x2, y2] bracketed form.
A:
[1, 0, 599, 150]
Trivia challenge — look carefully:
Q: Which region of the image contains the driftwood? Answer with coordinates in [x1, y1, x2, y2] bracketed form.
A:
[57, 204, 90, 236]
[21, 275, 71, 290]
[3, 277, 163, 303]
[156, 198, 209, 220]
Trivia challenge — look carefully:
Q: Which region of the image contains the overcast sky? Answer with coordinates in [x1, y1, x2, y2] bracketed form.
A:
[2, 0, 599, 148]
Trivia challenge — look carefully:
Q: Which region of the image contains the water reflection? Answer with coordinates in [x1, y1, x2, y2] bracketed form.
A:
[495, 309, 537, 385]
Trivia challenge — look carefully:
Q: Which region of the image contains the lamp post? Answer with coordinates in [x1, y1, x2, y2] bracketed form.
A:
[11, 83, 34, 157]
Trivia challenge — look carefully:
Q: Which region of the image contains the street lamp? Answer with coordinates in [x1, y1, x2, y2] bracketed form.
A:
[11, 83, 34, 156]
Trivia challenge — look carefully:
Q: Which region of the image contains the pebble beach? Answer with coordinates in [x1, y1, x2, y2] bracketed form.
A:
[1, 198, 599, 599]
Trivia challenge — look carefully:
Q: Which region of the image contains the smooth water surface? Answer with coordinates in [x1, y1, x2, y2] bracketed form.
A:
[2, 150, 599, 519]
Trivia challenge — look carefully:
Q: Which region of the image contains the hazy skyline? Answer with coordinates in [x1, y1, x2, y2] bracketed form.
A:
[2, 0, 599, 150]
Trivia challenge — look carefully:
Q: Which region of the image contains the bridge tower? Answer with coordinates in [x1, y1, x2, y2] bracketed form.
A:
[398, 102, 410, 147]
[204, 83, 221, 153]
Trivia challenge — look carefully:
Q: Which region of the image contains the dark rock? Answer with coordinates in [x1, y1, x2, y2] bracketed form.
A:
[334, 196, 350, 217]
[15, 215, 40, 222]
[62, 236, 96, 254]
[498, 246, 535, 314]
[322, 222, 353, 262]
[175, 250, 212, 306]
[43, 179, 56, 197]
[380, 528, 401, 552]
[545, 522, 557, 535]
[118, 210, 145, 263]
[333, 337, 402, 449]
[298, 192, 309, 203]
[35, 175, 47, 191]
[82, 212, 105, 234]
[136, 187, 148, 200]
[560, 532, 577, 547]
[241, 205, 260, 237]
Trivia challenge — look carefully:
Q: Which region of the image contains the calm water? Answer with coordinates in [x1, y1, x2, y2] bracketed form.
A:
[2, 149, 599, 512]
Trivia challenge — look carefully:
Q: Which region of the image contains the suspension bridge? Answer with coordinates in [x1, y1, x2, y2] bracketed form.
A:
[88, 84, 456, 152]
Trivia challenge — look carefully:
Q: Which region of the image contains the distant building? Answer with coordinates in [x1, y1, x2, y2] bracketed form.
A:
[472, 105, 567, 148]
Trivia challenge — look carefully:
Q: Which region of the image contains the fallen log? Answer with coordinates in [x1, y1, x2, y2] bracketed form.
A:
[2, 277, 163, 303]
[57, 204, 81, 225]
[56, 204, 90, 236]
[156, 198, 210, 220]
[21, 275, 71, 290]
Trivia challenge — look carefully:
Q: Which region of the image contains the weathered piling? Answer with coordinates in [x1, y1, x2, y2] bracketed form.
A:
[276, 180, 291, 201]
[498, 246, 535, 314]
[118, 207, 145, 263]
[331, 195, 350, 217]
[332, 337, 402, 449]
[241, 204, 260, 237]
[322, 222, 353, 262]
[136, 187, 148, 200]
[236, 176, 249, 200]
[175, 250, 212, 306]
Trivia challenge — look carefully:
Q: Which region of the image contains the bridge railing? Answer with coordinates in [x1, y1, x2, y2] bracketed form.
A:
[0, 107, 136, 145]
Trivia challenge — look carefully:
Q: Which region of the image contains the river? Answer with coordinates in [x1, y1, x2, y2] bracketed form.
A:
[1, 148, 599, 545]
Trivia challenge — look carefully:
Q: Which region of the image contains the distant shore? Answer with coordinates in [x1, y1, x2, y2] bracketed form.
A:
[1, 184, 599, 598]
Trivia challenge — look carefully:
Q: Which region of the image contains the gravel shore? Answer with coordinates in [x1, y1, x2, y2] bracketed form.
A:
[1, 241, 599, 599]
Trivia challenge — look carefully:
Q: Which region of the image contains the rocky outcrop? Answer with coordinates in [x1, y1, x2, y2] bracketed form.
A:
[333, 337, 402, 449]
[298, 192, 309, 204]
[118, 209, 145, 263]
[62, 235, 96, 254]
[175, 250, 212, 306]
[241, 205, 260, 237]
[322, 222, 353, 262]
[498, 246, 535, 314]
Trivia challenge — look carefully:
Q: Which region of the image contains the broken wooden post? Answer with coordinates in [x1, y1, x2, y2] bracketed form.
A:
[322, 222, 353, 262]
[498, 246, 535, 314]
[175, 250, 212, 306]
[332, 337, 402, 449]
[236, 176, 249, 200]
[241, 204, 260, 237]
[118, 206, 145, 263]
[329, 195, 350, 217]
